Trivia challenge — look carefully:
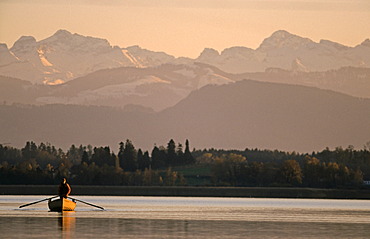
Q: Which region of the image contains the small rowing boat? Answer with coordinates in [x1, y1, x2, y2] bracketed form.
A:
[48, 197, 76, 212]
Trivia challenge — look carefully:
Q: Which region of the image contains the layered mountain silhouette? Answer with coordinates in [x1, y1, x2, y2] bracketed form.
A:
[0, 29, 369, 84]
[0, 30, 176, 85]
[1, 30, 369, 152]
[197, 30, 370, 73]
[0, 63, 234, 111]
[1, 64, 369, 111]
[1, 80, 369, 152]
[156, 80, 370, 152]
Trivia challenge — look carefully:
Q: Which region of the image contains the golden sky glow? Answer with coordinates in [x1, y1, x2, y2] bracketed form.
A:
[0, 0, 369, 58]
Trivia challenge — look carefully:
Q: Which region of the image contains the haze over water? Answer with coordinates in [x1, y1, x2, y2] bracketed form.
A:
[1, 196, 370, 238]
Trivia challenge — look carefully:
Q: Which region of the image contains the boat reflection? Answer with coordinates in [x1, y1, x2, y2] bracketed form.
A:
[58, 211, 76, 239]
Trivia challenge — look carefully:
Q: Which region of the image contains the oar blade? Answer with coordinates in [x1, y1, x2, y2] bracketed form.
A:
[19, 196, 58, 208]
[68, 197, 105, 210]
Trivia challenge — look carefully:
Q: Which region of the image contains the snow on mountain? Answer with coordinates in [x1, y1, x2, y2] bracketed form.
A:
[9, 30, 137, 84]
[2, 64, 369, 112]
[1, 29, 369, 84]
[34, 63, 235, 111]
[2, 79, 370, 151]
[197, 48, 220, 61]
[291, 58, 309, 72]
[196, 47, 266, 73]
[1, 30, 176, 84]
[10, 36, 38, 55]
[0, 42, 45, 83]
[257, 30, 314, 52]
[196, 30, 370, 73]
[124, 45, 175, 67]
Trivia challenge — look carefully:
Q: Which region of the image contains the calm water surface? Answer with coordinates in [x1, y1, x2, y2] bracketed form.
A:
[1, 195, 370, 238]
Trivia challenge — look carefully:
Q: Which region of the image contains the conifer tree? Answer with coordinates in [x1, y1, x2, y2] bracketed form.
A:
[167, 139, 177, 166]
[118, 141, 124, 168]
[119, 139, 137, 171]
[151, 145, 166, 169]
[143, 151, 151, 169]
[184, 139, 195, 164]
[91, 146, 115, 167]
[177, 143, 185, 165]
[137, 149, 144, 171]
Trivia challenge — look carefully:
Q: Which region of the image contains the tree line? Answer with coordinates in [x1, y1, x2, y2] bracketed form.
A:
[201, 152, 364, 188]
[0, 139, 194, 186]
[0, 140, 369, 188]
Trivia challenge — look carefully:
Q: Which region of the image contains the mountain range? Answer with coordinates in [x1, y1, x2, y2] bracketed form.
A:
[197, 31, 370, 74]
[0, 29, 369, 152]
[0, 63, 235, 111]
[0, 29, 369, 85]
[1, 80, 369, 152]
[1, 64, 369, 111]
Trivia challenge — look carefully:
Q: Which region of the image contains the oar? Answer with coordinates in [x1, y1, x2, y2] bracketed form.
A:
[67, 197, 105, 210]
[19, 195, 59, 208]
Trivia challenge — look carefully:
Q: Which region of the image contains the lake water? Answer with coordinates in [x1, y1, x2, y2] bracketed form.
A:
[1, 195, 370, 238]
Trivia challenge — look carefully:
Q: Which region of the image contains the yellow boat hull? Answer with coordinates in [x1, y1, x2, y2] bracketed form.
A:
[48, 198, 76, 212]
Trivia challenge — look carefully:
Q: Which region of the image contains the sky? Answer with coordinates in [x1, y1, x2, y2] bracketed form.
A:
[0, 0, 369, 58]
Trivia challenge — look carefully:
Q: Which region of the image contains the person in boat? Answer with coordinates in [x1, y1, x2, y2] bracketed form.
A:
[58, 178, 71, 199]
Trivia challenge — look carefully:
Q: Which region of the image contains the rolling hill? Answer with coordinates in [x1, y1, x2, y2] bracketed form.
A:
[1, 80, 369, 152]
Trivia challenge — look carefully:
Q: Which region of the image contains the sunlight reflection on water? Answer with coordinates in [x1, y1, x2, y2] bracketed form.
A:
[1, 196, 370, 238]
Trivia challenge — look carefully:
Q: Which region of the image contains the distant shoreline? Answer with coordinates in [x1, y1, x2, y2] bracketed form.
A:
[1, 185, 369, 199]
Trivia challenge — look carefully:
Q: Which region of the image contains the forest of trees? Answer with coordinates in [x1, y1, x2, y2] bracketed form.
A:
[0, 139, 194, 186]
[1, 140, 370, 189]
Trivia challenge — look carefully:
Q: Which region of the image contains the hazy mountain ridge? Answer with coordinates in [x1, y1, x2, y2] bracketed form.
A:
[0, 30, 177, 84]
[30, 63, 233, 111]
[234, 66, 370, 99]
[1, 30, 369, 152]
[0, 29, 369, 84]
[1, 65, 369, 112]
[196, 30, 370, 73]
[1, 80, 369, 152]
[156, 80, 370, 152]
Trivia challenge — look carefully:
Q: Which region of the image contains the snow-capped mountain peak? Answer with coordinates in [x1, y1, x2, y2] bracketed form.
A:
[124, 45, 175, 67]
[41, 29, 112, 53]
[1, 30, 186, 84]
[11, 36, 37, 53]
[257, 30, 314, 52]
[197, 48, 220, 60]
[50, 29, 73, 39]
[221, 46, 254, 57]
[1, 29, 369, 84]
